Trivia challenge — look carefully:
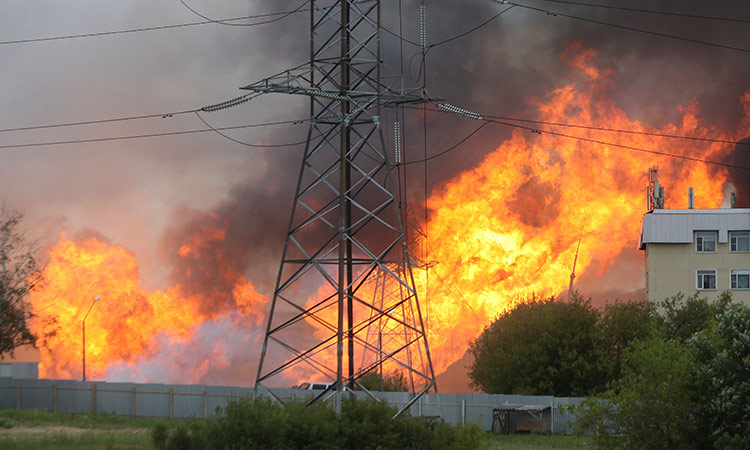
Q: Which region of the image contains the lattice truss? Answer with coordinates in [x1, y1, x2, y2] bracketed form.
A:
[246, 0, 437, 413]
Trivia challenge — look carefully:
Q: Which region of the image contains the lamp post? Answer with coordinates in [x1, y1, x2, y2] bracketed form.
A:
[82, 295, 100, 382]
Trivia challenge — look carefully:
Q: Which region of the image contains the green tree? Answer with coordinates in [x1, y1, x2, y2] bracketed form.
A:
[659, 292, 731, 342]
[577, 335, 707, 450]
[599, 299, 659, 380]
[578, 302, 750, 450]
[691, 303, 750, 449]
[357, 369, 409, 392]
[0, 206, 40, 356]
[469, 293, 606, 396]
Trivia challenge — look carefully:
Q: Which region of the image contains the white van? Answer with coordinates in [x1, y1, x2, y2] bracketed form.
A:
[295, 381, 333, 391]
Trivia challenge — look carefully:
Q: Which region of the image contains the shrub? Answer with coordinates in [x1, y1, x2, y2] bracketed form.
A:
[152, 396, 484, 450]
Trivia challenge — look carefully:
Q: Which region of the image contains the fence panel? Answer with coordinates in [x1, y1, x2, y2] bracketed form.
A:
[0, 378, 585, 433]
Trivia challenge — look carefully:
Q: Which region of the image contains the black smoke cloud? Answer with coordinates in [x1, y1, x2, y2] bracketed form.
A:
[724, 138, 750, 207]
[5, 1, 747, 383]
[197, 0, 750, 270]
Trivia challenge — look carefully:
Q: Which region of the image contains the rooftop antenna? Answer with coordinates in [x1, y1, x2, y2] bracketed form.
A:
[647, 167, 665, 210]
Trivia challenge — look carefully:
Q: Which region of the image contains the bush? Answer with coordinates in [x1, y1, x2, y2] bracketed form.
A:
[204, 397, 289, 450]
[577, 301, 750, 450]
[0, 417, 13, 429]
[469, 293, 607, 396]
[152, 421, 206, 450]
[152, 396, 483, 450]
[358, 370, 409, 392]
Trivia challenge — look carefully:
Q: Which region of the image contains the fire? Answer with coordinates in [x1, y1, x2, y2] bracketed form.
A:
[413, 46, 750, 374]
[27, 46, 749, 385]
[30, 231, 267, 381]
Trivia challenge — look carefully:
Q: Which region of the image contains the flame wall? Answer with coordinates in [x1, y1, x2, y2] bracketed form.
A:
[414, 47, 749, 372]
[27, 47, 750, 384]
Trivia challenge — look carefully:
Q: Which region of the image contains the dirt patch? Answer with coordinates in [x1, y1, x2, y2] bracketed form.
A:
[0, 426, 149, 436]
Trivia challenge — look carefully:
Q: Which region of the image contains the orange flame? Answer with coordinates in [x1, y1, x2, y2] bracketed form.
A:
[412, 47, 749, 374]
[27, 46, 750, 384]
[30, 231, 267, 382]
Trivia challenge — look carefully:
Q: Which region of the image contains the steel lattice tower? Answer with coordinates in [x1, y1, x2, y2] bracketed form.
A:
[359, 264, 428, 394]
[245, 0, 437, 417]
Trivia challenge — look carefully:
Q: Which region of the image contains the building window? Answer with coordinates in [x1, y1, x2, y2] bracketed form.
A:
[696, 232, 717, 253]
[730, 231, 750, 252]
[731, 270, 750, 290]
[697, 270, 717, 290]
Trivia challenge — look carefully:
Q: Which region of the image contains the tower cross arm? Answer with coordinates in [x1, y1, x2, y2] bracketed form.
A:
[240, 67, 438, 107]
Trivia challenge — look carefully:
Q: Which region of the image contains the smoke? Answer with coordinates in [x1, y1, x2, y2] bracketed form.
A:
[3, 1, 749, 384]
[506, 175, 562, 228]
[724, 138, 750, 207]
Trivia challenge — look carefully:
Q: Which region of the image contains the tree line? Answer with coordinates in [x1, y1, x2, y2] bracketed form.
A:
[469, 291, 749, 449]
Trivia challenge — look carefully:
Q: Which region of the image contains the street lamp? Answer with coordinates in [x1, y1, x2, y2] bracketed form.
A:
[82, 295, 100, 382]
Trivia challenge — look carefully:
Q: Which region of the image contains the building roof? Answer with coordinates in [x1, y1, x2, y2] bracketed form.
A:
[0, 345, 41, 363]
[639, 208, 750, 250]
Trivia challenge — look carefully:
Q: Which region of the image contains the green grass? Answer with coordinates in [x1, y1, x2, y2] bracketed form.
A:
[0, 432, 151, 450]
[0, 409, 173, 450]
[0, 409, 169, 430]
[482, 433, 595, 449]
[0, 409, 594, 450]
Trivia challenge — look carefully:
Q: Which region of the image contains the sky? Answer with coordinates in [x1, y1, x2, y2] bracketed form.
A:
[2, 0, 749, 384]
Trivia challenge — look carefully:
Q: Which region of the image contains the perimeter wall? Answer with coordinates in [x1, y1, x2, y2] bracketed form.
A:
[0, 378, 585, 434]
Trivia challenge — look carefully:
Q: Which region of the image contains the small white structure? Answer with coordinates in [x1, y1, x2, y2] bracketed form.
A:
[0, 345, 40, 379]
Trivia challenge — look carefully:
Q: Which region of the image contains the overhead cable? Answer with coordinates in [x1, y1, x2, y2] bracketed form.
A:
[194, 111, 311, 148]
[0, 8, 308, 46]
[485, 117, 750, 171]
[397, 122, 490, 166]
[404, 105, 750, 146]
[0, 110, 195, 134]
[0, 119, 309, 150]
[488, 0, 750, 53]
[381, 4, 514, 50]
[177, 0, 307, 27]
[397, 105, 750, 171]
[428, 5, 515, 48]
[538, 0, 750, 24]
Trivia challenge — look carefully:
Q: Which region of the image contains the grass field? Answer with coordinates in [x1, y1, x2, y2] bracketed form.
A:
[483, 433, 594, 449]
[0, 409, 594, 449]
[0, 409, 165, 449]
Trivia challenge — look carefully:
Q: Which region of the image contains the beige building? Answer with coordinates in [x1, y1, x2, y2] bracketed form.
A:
[639, 208, 750, 304]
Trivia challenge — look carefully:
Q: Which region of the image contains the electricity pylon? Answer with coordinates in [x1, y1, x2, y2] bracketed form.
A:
[359, 264, 430, 394]
[246, 0, 437, 417]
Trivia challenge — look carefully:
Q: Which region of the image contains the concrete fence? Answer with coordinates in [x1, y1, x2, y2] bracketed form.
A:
[0, 378, 584, 434]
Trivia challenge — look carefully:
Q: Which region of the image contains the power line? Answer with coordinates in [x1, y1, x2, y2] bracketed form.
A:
[381, 4, 515, 50]
[0, 119, 309, 150]
[0, 8, 307, 46]
[398, 122, 490, 166]
[11, 102, 742, 149]
[538, 0, 750, 24]
[177, 0, 307, 27]
[0, 93, 261, 134]
[428, 5, 515, 48]
[0, 110, 196, 134]
[485, 117, 750, 171]
[397, 106, 750, 171]
[194, 111, 308, 148]
[404, 105, 750, 146]
[483, 114, 750, 147]
[492, 1, 750, 53]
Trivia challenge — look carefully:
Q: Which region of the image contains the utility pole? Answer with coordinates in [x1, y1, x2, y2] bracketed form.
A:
[82, 295, 100, 382]
[247, 0, 438, 418]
